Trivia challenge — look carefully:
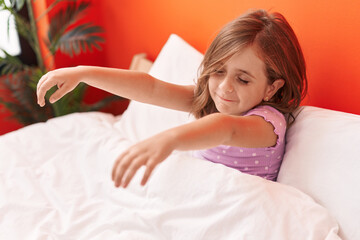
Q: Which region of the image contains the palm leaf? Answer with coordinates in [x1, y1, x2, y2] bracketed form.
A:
[0, 0, 122, 128]
[47, 1, 91, 54]
[51, 82, 87, 116]
[28, 67, 46, 90]
[13, 13, 35, 48]
[0, 50, 25, 75]
[0, 69, 53, 124]
[57, 23, 104, 57]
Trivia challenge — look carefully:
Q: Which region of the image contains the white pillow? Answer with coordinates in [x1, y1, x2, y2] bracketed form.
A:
[115, 34, 203, 142]
[277, 106, 360, 240]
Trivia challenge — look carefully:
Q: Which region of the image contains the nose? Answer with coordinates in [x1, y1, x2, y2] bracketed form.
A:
[219, 77, 234, 93]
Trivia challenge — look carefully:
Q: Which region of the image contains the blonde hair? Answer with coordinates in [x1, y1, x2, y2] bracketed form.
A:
[192, 9, 308, 123]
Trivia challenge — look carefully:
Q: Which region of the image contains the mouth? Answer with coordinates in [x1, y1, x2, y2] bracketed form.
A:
[217, 94, 236, 102]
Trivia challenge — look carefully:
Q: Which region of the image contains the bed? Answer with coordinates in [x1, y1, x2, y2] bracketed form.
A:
[1, 34, 359, 240]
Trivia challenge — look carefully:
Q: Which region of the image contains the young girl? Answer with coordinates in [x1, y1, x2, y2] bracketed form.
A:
[37, 9, 307, 188]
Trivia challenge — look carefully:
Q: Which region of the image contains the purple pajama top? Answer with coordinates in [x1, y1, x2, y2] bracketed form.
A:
[194, 105, 286, 181]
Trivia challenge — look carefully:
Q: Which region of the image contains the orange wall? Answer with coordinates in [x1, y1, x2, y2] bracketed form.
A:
[1, 0, 359, 135]
[97, 0, 360, 115]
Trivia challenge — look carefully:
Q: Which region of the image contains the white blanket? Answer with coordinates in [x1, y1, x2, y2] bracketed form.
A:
[0, 112, 340, 239]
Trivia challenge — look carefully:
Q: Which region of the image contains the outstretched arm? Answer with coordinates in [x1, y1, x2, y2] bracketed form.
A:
[37, 66, 194, 112]
[112, 113, 277, 188]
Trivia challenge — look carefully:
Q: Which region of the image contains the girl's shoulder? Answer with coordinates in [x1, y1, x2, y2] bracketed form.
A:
[243, 105, 287, 140]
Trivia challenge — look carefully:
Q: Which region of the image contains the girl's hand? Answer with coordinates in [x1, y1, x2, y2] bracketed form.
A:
[112, 132, 175, 188]
[37, 67, 83, 107]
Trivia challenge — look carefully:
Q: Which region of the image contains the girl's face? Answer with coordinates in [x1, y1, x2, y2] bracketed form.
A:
[208, 46, 282, 115]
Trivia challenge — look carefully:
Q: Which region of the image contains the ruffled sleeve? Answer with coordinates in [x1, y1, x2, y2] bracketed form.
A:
[243, 105, 286, 148]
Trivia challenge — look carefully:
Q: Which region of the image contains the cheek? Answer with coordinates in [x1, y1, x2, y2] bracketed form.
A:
[234, 85, 265, 103]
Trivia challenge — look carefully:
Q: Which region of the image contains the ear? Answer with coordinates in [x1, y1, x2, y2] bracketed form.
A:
[264, 79, 285, 101]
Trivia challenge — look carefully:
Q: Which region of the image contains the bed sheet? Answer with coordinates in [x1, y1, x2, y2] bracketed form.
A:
[0, 112, 340, 239]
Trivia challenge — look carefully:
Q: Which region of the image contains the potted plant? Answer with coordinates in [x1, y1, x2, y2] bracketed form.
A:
[0, 0, 121, 126]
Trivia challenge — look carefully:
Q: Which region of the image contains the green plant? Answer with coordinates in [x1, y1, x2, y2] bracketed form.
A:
[0, 0, 121, 126]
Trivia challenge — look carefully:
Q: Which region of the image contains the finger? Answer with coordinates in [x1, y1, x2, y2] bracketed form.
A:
[141, 159, 157, 186]
[113, 154, 132, 188]
[121, 157, 146, 188]
[37, 77, 59, 107]
[111, 157, 121, 181]
[36, 75, 45, 93]
[37, 72, 49, 92]
[37, 74, 49, 106]
[111, 150, 128, 181]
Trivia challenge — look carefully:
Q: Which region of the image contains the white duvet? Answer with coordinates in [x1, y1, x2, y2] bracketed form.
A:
[0, 112, 340, 239]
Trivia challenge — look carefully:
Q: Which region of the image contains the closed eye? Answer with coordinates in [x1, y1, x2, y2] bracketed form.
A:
[237, 77, 249, 84]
